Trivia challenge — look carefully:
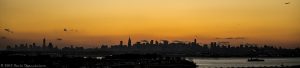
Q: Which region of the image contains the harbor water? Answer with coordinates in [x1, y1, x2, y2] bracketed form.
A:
[186, 57, 300, 68]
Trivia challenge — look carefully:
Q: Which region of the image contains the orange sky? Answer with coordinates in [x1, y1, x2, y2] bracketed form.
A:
[0, 0, 300, 48]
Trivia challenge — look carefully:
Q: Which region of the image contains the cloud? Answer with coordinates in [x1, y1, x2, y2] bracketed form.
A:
[4, 29, 13, 33]
[173, 40, 185, 43]
[64, 28, 78, 32]
[216, 37, 246, 40]
[215, 37, 221, 39]
[1, 36, 6, 39]
[57, 38, 63, 41]
[234, 37, 246, 39]
[141, 40, 148, 43]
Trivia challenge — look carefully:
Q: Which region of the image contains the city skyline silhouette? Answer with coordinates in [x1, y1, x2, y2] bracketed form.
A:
[1, 0, 300, 68]
[5, 37, 300, 57]
[1, 36, 299, 49]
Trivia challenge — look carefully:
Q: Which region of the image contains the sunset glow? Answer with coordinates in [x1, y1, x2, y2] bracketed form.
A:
[1, 0, 299, 48]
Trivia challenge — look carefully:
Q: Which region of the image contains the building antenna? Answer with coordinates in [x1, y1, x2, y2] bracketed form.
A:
[194, 33, 200, 44]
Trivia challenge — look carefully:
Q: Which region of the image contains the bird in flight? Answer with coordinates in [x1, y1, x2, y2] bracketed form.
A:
[285, 2, 290, 5]
[64, 28, 68, 32]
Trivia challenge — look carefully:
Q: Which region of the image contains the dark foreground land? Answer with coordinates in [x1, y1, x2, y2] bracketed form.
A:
[0, 51, 197, 68]
[1, 51, 300, 68]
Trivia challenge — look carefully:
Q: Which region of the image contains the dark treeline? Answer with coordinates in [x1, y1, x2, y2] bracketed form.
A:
[4, 38, 300, 57]
[0, 53, 197, 68]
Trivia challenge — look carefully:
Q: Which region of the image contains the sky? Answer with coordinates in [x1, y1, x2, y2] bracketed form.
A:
[0, 0, 300, 48]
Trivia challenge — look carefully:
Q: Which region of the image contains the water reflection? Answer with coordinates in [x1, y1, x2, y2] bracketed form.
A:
[187, 57, 300, 68]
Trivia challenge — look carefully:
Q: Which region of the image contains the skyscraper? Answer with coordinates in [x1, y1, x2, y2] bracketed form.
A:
[128, 37, 131, 47]
[43, 38, 46, 48]
[120, 41, 123, 46]
[150, 40, 154, 45]
[48, 42, 53, 49]
[194, 39, 197, 44]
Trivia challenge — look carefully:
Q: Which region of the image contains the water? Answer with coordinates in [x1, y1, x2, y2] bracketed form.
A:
[186, 57, 300, 68]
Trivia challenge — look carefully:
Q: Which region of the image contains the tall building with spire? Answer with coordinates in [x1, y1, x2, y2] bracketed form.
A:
[194, 38, 197, 44]
[43, 38, 46, 48]
[128, 37, 131, 47]
[193, 38, 197, 46]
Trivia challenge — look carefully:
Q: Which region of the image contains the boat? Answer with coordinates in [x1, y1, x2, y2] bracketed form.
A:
[247, 49, 264, 62]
